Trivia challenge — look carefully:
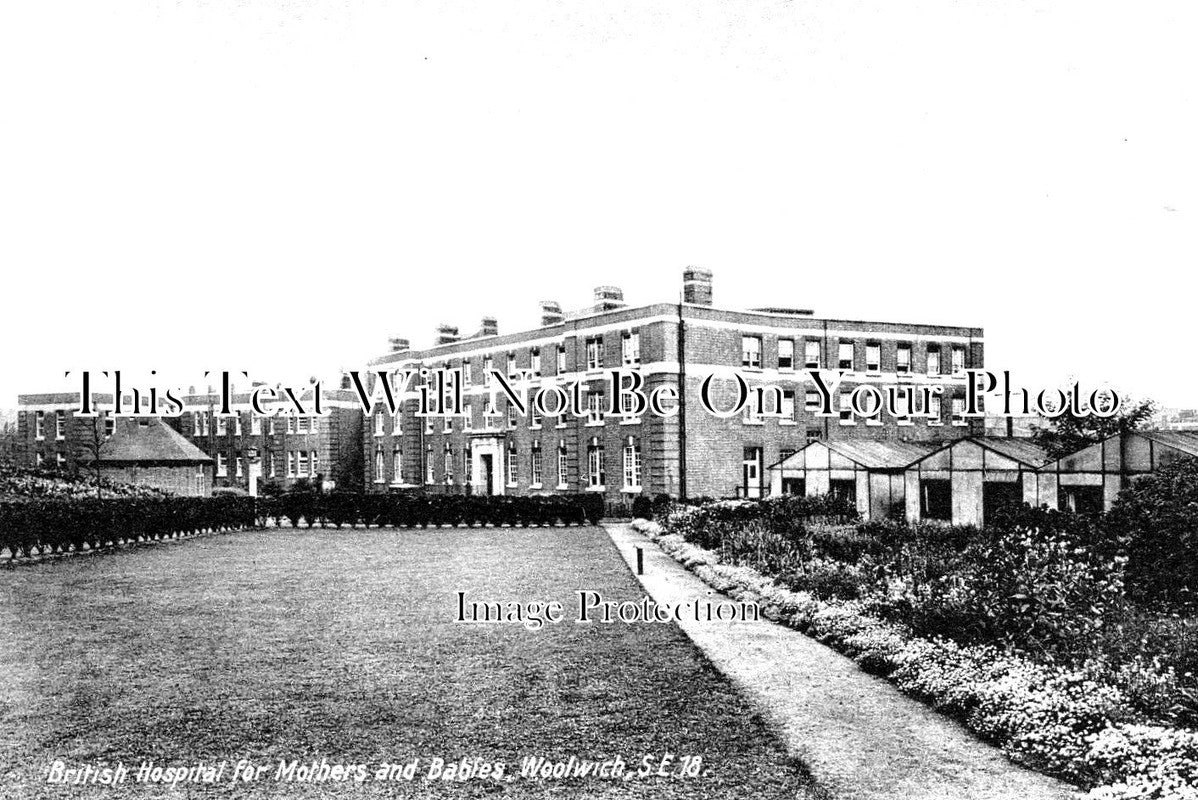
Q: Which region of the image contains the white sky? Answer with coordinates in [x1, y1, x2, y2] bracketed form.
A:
[1, 1, 1194, 408]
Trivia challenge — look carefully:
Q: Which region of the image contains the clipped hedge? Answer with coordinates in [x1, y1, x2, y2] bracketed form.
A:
[262, 492, 601, 530]
[1, 496, 259, 559]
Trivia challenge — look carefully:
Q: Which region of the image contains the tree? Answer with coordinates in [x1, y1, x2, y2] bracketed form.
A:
[1031, 395, 1155, 461]
[76, 416, 111, 499]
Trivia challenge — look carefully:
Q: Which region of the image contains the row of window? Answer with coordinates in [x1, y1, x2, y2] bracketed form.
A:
[742, 389, 972, 425]
[193, 412, 320, 437]
[742, 336, 968, 375]
[31, 410, 114, 441]
[420, 332, 643, 389]
[372, 442, 642, 491]
[215, 450, 320, 479]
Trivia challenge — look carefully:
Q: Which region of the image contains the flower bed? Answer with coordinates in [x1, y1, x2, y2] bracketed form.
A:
[632, 518, 1198, 799]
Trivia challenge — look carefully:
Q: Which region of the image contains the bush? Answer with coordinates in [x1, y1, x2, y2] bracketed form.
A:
[1105, 456, 1198, 611]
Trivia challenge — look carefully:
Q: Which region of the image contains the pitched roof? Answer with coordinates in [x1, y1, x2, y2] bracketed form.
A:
[770, 438, 939, 471]
[1140, 430, 1198, 458]
[968, 436, 1054, 468]
[98, 419, 212, 465]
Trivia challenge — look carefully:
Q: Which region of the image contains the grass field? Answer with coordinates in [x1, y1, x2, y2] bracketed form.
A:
[0, 527, 817, 799]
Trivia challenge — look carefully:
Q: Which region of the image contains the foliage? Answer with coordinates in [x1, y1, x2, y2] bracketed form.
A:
[0, 463, 169, 501]
[260, 491, 598, 530]
[1031, 397, 1155, 461]
[1105, 456, 1198, 611]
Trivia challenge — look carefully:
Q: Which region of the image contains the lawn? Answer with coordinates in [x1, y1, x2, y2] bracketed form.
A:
[0, 527, 817, 799]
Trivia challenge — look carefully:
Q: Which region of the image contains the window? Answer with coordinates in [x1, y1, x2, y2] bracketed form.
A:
[217, 417, 227, 435]
[743, 398, 762, 425]
[531, 447, 543, 487]
[463, 403, 473, 430]
[251, 415, 262, 435]
[443, 414, 453, 433]
[483, 357, 494, 385]
[921, 479, 952, 521]
[556, 343, 567, 374]
[506, 402, 518, 429]
[425, 444, 434, 484]
[444, 444, 454, 484]
[462, 361, 472, 387]
[830, 478, 857, 506]
[622, 331, 640, 366]
[839, 389, 855, 424]
[927, 393, 943, 424]
[623, 442, 642, 489]
[311, 416, 320, 435]
[951, 346, 966, 375]
[392, 447, 403, 484]
[530, 402, 543, 429]
[374, 413, 385, 436]
[287, 451, 297, 477]
[35, 452, 44, 467]
[530, 348, 541, 377]
[838, 341, 854, 370]
[103, 415, 114, 438]
[927, 346, 941, 376]
[506, 444, 518, 486]
[267, 452, 276, 478]
[507, 352, 518, 379]
[951, 396, 967, 425]
[298, 452, 309, 477]
[586, 392, 604, 425]
[805, 390, 822, 412]
[557, 444, 569, 488]
[463, 447, 472, 487]
[193, 411, 203, 437]
[587, 443, 605, 488]
[781, 390, 796, 422]
[897, 343, 912, 374]
[806, 428, 823, 443]
[374, 445, 384, 483]
[234, 415, 243, 436]
[866, 343, 881, 372]
[391, 412, 401, 436]
[55, 411, 65, 441]
[56, 453, 66, 468]
[804, 340, 821, 369]
[742, 336, 762, 368]
[586, 337, 603, 370]
[778, 339, 794, 371]
[312, 451, 320, 476]
[217, 453, 227, 477]
[425, 415, 434, 434]
[268, 417, 276, 435]
[296, 415, 308, 434]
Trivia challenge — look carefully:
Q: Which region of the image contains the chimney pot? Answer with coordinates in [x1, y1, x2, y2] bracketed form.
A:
[682, 267, 713, 306]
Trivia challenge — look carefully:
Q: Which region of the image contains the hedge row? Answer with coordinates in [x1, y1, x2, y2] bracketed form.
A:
[265, 492, 604, 529]
[1, 497, 258, 559]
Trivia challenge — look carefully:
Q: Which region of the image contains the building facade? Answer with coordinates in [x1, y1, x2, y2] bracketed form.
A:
[14, 388, 364, 495]
[361, 270, 984, 502]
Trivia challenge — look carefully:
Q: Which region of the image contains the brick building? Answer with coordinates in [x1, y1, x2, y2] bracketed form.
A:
[361, 269, 983, 502]
[172, 386, 364, 494]
[14, 388, 364, 495]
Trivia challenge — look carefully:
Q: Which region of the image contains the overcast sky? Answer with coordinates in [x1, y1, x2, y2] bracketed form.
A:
[1, 1, 1194, 409]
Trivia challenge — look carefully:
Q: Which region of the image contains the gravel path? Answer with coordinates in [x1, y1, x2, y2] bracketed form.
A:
[605, 523, 1077, 800]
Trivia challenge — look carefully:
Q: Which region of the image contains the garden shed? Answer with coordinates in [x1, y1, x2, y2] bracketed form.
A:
[1035, 430, 1198, 514]
[768, 439, 938, 520]
[903, 436, 1051, 527]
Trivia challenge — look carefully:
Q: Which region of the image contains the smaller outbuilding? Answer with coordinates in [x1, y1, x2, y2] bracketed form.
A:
[768, 439, 939, 520]
[1036, 430, 1198, 514]
[94, 419, 213, 497]
[903, 437, 1052, 527]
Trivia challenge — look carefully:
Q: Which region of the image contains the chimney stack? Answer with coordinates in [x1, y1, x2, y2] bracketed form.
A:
[388, 337, 411, 353]
[593, 285, 625, 312]
[540, 300, 565, 327]
[478, 316, 499, 337]
[435, 324, 460, 346]
[683, 268, 713, 306]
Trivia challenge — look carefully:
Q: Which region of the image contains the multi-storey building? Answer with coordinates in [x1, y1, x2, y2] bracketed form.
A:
[14, 387, 364, 495]
[361, 270, 983, 501]
[172, 386, 364, 494]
